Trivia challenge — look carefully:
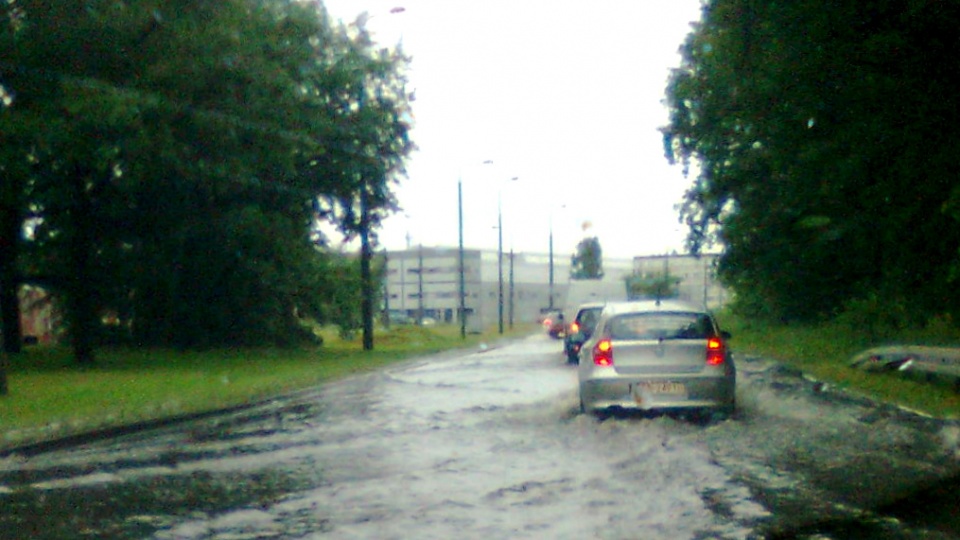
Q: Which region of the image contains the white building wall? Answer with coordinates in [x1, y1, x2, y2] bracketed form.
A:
[385, 248, 731, 328]
[386, 247, 645, 330]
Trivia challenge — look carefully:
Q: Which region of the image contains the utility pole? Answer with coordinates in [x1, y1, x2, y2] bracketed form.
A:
[458, 179, 466, 339]
[509, 249, 515, 329]
[548, 225, 554, 310]
[383, 250, 391, 330]
[417, 243, 424, 325]
[498, 199, 504, 335]
[703, 255, 709, 308]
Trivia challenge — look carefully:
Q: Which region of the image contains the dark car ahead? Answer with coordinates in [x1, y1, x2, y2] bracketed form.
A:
[563, 302, 606, 364]
[547, 312, 566, 339]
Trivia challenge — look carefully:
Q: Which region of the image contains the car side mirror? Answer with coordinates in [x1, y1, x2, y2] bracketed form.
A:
[721, 330, 732, 340]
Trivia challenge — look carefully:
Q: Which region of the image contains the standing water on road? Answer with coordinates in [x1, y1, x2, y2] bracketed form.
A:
[0, 334, 956, 539]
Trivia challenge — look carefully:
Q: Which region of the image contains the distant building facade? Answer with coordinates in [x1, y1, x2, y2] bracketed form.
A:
[18, 285, 58, 345]
[383, 247, 727, 331]
[384, 247, 575, 331]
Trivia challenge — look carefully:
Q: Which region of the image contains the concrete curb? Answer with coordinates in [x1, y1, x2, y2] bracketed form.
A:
[740, 353, 959, 425]
[850, 345, 960, 390]
[0, 402, 262, 458]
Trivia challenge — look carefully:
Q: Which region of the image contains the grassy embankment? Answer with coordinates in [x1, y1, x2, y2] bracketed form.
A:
[0, 323, 539, 451]
[722, 311, 960, 419]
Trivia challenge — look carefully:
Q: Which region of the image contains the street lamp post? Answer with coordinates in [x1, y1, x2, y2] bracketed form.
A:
[496, 176, 519, 335]
[457, 160, 495, 339]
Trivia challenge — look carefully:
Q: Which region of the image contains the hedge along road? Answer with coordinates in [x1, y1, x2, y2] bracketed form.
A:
[0, 334, 958, 539]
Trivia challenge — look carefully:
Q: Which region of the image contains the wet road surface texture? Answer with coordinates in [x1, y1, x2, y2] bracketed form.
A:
[1, 334, 958, 539]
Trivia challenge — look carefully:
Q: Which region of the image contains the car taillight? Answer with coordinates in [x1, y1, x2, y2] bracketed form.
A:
[570, 322, 580, 333]
[706, 337, 725, 366]
[593, 339, 613, 366]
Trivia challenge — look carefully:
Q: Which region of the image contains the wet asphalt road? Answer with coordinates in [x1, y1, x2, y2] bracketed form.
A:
[0, 334, 958, 539]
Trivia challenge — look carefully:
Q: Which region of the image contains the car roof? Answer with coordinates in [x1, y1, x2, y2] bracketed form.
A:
[601, 298, 707, 317]
[576, 301, 608, 311]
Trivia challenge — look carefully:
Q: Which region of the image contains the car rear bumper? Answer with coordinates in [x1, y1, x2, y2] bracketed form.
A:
[579, 375, 735, 413]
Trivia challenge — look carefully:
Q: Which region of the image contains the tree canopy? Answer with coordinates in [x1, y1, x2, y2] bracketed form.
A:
[0, 0, 413, 361]
[624, 272, 680, 301]
[571, 237, 604, 280]
[664, 0, 960, 323]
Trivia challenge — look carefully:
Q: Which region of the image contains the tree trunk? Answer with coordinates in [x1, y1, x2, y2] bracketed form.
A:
[0, 350, 7, 396]
[0, 273, 20, 355]
[0, 173, 23, 355]
[68, 165, 97, 365]
[360, 191, 374, 351]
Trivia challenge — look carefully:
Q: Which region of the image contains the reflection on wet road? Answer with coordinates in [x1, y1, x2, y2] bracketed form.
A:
[0, 334, 957, 539]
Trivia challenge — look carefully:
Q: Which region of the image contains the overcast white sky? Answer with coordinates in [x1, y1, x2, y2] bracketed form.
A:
[321, 0, 703, 260]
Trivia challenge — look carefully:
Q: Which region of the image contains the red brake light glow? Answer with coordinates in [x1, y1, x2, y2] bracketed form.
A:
[570, 322, 580, 333]
[593, 339, 613, 366]
[706, 337, 725, 365]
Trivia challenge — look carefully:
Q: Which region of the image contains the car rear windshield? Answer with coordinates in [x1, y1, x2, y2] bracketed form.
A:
[607, 312, 715, 340]
[576, 308, 603, 331]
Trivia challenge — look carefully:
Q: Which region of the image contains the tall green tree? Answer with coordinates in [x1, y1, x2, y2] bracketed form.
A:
[0, 1, 27, 356]
[664, 0, 960, 322]
[303, 19, 413, 350]
[571, 237, 604, 280]
[0, 0, 413, 360]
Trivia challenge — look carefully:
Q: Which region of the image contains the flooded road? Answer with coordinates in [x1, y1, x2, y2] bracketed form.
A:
[1, 334, 958, 539]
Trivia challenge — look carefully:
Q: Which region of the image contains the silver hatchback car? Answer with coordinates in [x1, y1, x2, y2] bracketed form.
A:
[578, 299, 736, 416]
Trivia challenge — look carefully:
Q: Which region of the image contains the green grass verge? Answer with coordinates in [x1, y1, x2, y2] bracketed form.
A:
[721, 312, 960, 419]
[0, 323, 539, 451]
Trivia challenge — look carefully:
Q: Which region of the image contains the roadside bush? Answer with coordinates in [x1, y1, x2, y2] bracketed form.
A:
[833, 292, 916, 342]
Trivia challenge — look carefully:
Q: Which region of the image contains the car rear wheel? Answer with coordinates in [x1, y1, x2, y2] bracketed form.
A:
[709, 404, 735, 422]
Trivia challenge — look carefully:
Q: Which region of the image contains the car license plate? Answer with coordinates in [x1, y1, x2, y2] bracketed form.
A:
[633, 382, 687, 395]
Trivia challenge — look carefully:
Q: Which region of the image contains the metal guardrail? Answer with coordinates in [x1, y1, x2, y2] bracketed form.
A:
[850, 346, 960, 389]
